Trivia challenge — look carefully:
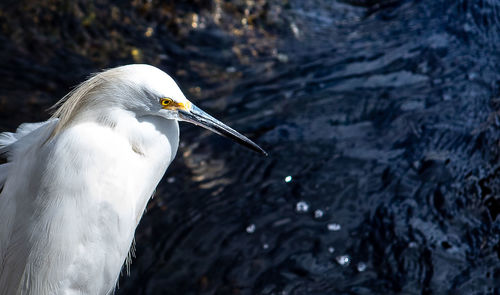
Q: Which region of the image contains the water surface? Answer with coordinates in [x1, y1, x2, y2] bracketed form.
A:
[1, 0, 499, 294]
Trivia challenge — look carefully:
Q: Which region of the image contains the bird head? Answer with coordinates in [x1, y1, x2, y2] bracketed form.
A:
[52, 64, 267, 155]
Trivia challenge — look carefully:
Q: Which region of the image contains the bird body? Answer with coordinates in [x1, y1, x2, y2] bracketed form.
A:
[0, 109, 178, 295]
[0, 64, 265, 294]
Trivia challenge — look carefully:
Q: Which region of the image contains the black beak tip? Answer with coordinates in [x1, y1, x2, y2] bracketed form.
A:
[246, 141, 268, 156]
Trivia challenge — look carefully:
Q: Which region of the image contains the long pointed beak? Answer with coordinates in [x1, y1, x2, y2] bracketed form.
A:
[178, 105, 267, 156]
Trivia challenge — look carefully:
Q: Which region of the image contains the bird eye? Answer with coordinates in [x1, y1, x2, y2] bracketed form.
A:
[160, 98, 173, 106]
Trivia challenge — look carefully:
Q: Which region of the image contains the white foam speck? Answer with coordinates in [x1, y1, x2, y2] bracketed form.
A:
[246, 224, 256, 234]
[327, 223, 341, 231]
[296, 201, 309, 213]
[357, 262, 367, 272]
[336, 255, 350, 266]
[314, 209, 324, 219]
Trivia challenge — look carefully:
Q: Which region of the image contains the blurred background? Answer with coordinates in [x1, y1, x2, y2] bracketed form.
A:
[1, 0, 500, 294]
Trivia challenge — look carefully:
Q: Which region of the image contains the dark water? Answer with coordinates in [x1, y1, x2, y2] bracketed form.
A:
[1, 0, 500, 294]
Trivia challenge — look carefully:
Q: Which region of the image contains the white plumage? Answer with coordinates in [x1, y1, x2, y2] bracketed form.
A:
[0, 64, 265, 294]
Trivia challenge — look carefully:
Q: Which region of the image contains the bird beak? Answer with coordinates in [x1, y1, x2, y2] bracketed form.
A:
[178, 105, 267, 156]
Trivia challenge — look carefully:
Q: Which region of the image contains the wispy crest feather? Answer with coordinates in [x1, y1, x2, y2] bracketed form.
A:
[48, 67, 150, 139]
[49, 72, 104, 138]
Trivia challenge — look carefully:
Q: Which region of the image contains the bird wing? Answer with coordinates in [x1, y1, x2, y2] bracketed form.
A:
[0, 120, 57, 159]
[0, 120, 58, 188]
[0, 119, 59, 294]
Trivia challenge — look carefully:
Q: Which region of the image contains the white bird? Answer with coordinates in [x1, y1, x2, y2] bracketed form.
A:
[0, 64, 266, 295]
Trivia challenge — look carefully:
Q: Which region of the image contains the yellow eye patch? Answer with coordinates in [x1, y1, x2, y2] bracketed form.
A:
[160, 98, 173, 107]
[160, 97, 192, 111]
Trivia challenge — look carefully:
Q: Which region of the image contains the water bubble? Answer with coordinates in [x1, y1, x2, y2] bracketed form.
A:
[296, 201, 309, 213]
[336, 255, 350, 266]
[246, 224, 256, 234]
[327, 223, 341, 231]
[328, 247, 335, 253]
[408, 241, 418, 248]
[284, 176, 292, 183]
[167, 177, 175, 183]
[357, 262, 367, 272]
[263, 243, 269, 249]
[314, 209, 324, 219]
